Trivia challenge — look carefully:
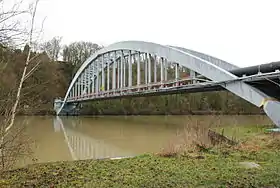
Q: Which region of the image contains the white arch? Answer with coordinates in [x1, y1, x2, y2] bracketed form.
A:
[169, 46, 239, 71]
[58, 41, 267, 111]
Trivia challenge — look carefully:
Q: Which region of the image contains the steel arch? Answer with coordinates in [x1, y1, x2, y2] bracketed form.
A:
[57, 41, 280, 127]
[168, 46, 239, 71]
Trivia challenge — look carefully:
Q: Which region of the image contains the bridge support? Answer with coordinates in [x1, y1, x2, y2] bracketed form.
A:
[54, 98, 79, 116]
[263, 100, 280, 126]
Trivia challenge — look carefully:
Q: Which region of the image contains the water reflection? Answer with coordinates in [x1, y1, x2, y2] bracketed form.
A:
[54, 116, 133, 160]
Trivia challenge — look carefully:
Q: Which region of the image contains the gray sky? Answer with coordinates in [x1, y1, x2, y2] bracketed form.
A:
[23, 0, 280, 67]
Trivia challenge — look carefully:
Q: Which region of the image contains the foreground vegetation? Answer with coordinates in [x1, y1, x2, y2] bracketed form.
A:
[1, 124, 280, 187]
[2, 151, 280, 187]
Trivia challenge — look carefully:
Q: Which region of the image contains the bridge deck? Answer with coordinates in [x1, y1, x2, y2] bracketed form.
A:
[65, 72, 280, 103]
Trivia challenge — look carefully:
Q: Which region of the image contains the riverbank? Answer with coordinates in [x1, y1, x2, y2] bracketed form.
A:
[1, 124, 279, 187]
[16, 110, 265, 116]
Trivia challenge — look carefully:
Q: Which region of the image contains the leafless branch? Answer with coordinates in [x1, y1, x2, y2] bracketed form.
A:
[0, 0, 28, 45]
[0, 0, 41, 171]
[24, 60, 41, 81]
[4, 0, 39, 134]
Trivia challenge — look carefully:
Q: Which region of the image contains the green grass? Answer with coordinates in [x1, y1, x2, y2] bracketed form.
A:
[1, 124, 280, 188]
[214, 124, 273, 140]
[1, 150, 280, 188]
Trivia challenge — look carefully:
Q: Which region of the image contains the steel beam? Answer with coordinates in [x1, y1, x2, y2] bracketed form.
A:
[91, 64, 95, 93]
[128, 50, 132, 87]
[107, 53, 110, 91]
[101, 55, 105, 92]
[175, 63, 178, 86]
[117, 58, 120, 89]
[75, 82, 77, 98]
[154, 55, 157, 83]
[123, 54, 126, 88]
[120, 51, 123, 88]
[148, 54, 151, 84]
[145, 53, 148, 84]
[190, 70, 196, 84]
[175, 63, 178, 80]
[164, 58, 167, 81]
[112, 51, 116, 90]
[137, 52, 141, 86]
[160, 57, 164, 84]
[96, 62, 99, 92]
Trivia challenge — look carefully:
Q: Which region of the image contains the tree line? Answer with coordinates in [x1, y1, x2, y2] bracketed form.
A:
[40, 36, 102, 65]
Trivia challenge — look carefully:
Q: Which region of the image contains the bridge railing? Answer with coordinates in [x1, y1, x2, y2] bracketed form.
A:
[66, 77, 213, 101]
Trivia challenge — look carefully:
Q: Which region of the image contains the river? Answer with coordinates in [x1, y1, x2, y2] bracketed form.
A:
[13, 115, 271, 167]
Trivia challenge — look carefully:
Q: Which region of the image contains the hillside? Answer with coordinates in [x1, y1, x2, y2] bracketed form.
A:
[0, 47, 74, 115]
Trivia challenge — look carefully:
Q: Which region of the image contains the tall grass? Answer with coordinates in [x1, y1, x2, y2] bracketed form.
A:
[158, 115, 246, 157]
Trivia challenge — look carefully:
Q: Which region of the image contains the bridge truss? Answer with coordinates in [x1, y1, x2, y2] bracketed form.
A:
[54, 41, 280, 127]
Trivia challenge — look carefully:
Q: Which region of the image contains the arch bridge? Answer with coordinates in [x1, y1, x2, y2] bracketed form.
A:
[54, 41, 280, 127]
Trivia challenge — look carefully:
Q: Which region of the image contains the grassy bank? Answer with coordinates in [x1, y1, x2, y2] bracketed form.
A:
[1, 125, 280, 187]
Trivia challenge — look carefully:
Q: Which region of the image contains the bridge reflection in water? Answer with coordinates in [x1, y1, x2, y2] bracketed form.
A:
[53, 116, 133, 161]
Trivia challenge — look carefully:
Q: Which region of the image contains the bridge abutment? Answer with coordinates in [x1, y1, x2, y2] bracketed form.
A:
[263, 100, 280, 127]
[54, 99, 80, 116]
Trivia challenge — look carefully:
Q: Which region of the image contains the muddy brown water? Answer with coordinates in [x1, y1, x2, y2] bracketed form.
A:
[12, 115, 270, 167]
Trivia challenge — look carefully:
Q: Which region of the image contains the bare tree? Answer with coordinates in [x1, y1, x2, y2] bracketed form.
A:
[0, 0, 28, 46]
[40, 36, 62, 61]
[0, 0, 41, 171]
[62, 41, 102, 65]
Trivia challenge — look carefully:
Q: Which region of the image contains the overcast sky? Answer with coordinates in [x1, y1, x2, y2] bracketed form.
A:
[21, 0, 280, 67]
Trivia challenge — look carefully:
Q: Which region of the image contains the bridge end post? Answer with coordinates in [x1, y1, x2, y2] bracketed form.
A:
[54, 98, 80, 116]
[263, 100, 280, 127]
[54, 98, 63, 116]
